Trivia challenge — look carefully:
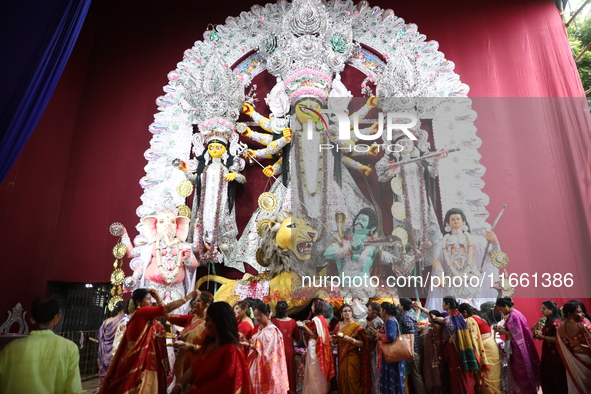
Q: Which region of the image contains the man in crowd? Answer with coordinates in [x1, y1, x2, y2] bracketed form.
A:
[0, 297, 82, 393]
[398, 297, 426, 394]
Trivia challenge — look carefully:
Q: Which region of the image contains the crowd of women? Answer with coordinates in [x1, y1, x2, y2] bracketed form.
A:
[96, 290, 591, 394]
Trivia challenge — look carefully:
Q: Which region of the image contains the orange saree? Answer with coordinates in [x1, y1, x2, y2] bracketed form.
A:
[334, 322, 371, 394]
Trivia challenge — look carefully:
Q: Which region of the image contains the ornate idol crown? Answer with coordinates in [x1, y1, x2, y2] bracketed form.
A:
[258, 0, 353, 103]
[182, 43, 245, 156]
[199, 119, 235, 145]
[180, 42, 244, 127]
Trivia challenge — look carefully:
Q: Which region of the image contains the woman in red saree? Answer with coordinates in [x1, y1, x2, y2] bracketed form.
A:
[100, 288, 198, 394]
[235, 300, 255, 341]
[532, 300, 566, 394]
[171, 302, 253, 394]
[244, 302, 289, 393]
[167, 291, 214, 380]
[556, 300, 591, 394]
[493, 297, 540, 394]
[299, 298, 335, 394]
[332, 303, 370, 394]
[271, 301, 301, 394]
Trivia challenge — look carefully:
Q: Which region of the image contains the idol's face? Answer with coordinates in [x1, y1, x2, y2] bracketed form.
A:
[397, 138, 414, 154]
[207, 142, 227, 159]
[448, 214, 465, 230]
[295, 98, 322, 125]
[354, 214, 370, 230]
[156, 213, 177, 239]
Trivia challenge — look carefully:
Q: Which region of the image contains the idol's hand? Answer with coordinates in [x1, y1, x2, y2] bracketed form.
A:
[368, 144, 380, 156]
[485, 231, 498, 243]
[435, 149, 448, 160]
[263, 166, 275, 177]
[242, 103, 254, 115]
[370, 122, 380, 135]
[180, 248, 192, 261]
[366, 96, 378, 108]
[359, 165, 372, 176]
[236, 123, 252, 137]
[351, 240, 364, 251]
[282, 128, 293, 142]
[244, 149, 256, 159]
[225, 173, 237, 182]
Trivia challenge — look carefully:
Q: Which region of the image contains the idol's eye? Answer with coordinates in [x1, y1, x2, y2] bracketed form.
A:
[287, 222, 297, 228]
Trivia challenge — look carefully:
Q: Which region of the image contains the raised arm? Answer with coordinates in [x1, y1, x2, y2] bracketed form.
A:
[150, 289, 200, 314]
[243, 103, 274, 132]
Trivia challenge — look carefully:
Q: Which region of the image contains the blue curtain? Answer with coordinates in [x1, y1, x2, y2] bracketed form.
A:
[0, 0, 92, 183]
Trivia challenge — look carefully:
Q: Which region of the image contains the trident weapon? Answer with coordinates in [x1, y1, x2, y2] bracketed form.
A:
[480, 204, 507, 270]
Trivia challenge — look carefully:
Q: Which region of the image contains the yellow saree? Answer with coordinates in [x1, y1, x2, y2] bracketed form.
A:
[334, 322, 370, 394]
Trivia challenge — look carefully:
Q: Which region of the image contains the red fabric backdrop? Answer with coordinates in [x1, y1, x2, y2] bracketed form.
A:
[1, 0, 590, 326]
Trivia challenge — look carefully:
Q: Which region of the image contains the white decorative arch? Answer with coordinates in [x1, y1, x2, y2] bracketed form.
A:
[133, 0, 490, 258]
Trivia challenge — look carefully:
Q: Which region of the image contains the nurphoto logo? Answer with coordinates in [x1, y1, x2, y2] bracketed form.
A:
[305, 110, 418, 153]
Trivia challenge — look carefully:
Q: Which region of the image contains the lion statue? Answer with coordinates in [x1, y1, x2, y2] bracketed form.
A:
[257, 211, 317, 279]
[195, 211, 324, 314]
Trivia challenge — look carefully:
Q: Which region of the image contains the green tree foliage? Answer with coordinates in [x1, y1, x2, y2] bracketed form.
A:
[568, 16, 591, 96]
